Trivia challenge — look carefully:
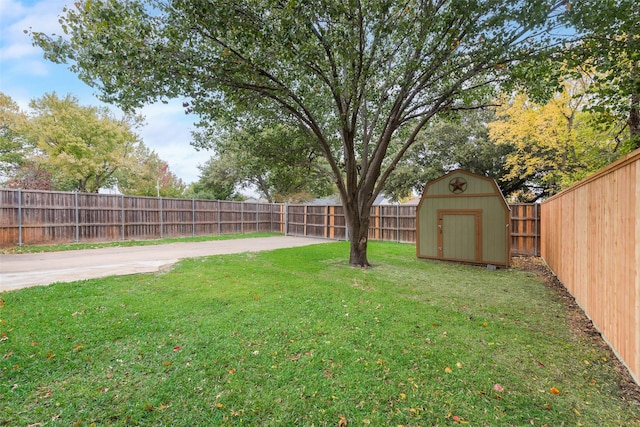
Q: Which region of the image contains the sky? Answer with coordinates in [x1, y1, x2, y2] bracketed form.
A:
[0, 0, 213, 185]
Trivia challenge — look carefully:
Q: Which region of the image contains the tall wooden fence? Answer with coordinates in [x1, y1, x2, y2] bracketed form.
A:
[541, 148, 640, 385]
[284, 203, 540, 256]
[0, 189, 284, 246]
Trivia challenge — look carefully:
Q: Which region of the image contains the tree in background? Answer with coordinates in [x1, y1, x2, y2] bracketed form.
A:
[21, 93, 142, 193]
[116, 142, 187, 197]
[194, 123, 334, 203]
[188, 156, 244, 201]
[33, 0, 569, 266]
[563, 0, 639, 150]
[384, 109, 523, 201]
[1, 92, 185, 195]
[0, 93, 36, 185]
[489, 81, 623, 200]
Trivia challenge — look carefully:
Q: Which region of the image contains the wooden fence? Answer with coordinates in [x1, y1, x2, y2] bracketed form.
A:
[0, 189, 284, 246]
[0, 189, 541, 257]
[541, 148, 640, 385]
[285, 203, 540, 256]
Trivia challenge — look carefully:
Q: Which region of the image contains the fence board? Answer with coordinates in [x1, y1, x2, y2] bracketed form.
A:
[541, 148, 640, 386]
[509, 204, 541, 256]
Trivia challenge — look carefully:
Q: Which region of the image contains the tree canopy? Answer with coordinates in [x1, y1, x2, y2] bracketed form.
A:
[194, 123, 335, 203]
[489, 81, 625, 200]
[115, 142, 188, 197]
[32, 0, 570, 265]
[0, 92, 184, 195]
[384, 109, 524, 202]
[0, 93, 31, 182]
[563, 0, 640, 149]
[21, 92, 142, 192]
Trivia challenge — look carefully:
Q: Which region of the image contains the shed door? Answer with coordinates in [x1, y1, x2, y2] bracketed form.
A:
[437, 210, 482, 262]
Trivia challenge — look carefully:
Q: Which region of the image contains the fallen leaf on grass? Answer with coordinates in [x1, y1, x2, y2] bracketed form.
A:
[338, 414, 348, 426]
[550, 387, 560, 395]
[493, 383, 504, 392]
[173, 346, 181, 352]
[444, 366, 453, 373]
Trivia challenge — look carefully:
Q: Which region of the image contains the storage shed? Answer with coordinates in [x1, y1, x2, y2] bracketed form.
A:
[416, 170, 511, 267]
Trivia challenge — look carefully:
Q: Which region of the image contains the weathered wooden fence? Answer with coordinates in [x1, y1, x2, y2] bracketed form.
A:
[0, 189, 541, 256]
[285, 203, 540, 256]
[0, 189, 284, 246]
[541, 147, 640, 385]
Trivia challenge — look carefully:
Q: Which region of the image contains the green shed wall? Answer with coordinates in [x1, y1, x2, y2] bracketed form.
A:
[416, 170, 511, 266]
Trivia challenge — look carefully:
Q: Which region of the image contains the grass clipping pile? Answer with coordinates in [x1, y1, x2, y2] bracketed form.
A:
[512, 256, 640, 404]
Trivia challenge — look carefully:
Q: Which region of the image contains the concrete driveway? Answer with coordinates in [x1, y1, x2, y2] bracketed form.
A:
[0, 236, 331, 292]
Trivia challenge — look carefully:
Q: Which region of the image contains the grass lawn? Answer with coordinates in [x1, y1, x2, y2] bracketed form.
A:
[1, 241, 638, 426]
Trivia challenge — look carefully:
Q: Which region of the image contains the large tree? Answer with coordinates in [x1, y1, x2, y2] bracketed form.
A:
[383, 109, 525, 202]
[189, 156, 244, 201]
[0, 93, 33, 183]
[489, 82, 624, 199]
[32, 0, 568, 265]
[562, 0, 640, 150]
[196, 123, 335, 203]
[116, 142, 187, 197]
[23, 93, 142, 193]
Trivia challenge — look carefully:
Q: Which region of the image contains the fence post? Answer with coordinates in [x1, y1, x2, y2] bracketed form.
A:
[256, 203, 259, 233]
[241, 202, 245, 234]
[75, 192, 79, 243]
[217, 200, 221, 235]
[121, 194, 125, 241]
[192, 198, 195, 237]
[159, 196, 163, 239]
[396, 205, 400, 242]
[17, 189, 22, 247]
[284, 203, 289, 236]
[534, 203, 540, 256]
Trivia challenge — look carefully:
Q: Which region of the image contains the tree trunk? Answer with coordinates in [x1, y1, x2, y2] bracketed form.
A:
[345, 205, 371, 267]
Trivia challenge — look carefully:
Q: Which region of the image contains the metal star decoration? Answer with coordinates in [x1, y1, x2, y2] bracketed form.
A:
[448, 177, 467, 193]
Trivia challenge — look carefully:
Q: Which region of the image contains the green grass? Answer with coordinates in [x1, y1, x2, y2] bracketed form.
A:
[0, 232, 282, 254]
[1, 241, 638, 426]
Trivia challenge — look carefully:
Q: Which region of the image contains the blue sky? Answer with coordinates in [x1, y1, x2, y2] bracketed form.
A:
[0, 0, 213, 185]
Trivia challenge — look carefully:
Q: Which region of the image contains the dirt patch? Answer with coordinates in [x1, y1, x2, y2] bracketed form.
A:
[511, 256, 640, 404]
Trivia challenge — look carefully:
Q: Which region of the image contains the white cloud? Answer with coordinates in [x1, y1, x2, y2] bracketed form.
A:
[0, 0, 68, 63]
[137, 102, 211, 184]
[0, 0, 28, 23]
